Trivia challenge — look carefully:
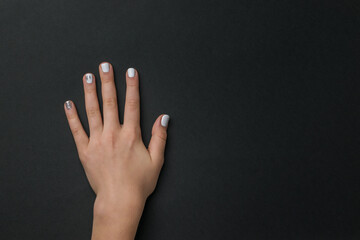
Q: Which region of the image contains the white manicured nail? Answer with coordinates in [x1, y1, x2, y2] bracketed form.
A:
[161, 115, 170, 127]
[101, 63, 110, 73]
[128, 68, 135, 78]
[65, 100, 72, 110]
[85, 73, 93, 84]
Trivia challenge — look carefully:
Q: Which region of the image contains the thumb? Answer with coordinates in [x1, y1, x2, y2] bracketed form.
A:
[148, 114, 170, 166]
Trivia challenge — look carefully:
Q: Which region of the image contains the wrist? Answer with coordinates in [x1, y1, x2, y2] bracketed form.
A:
[94, 191, 146, 218]
[92, 192, 146, 240]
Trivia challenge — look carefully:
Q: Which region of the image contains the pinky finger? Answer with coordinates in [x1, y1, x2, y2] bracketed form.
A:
[64, 100, 89, 151]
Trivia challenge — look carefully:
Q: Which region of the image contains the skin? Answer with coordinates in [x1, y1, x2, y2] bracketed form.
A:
[64, 63, 169, 240]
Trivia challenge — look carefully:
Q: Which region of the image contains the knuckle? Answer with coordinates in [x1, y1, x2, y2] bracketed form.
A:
[72, 127, 82, 137]
[155, 131, 167, 142]
[78, 149, 88, 161]
[86, 107, 99, 118]
[103, 97, 117, 108]
[103, 132, 117, 146]
[128, 131, 138, 142]
[68, 114, 77, 120]
[126, 98, 139, 109]
[79, 148, 94, 164]
[123, 128, 140, 144]
[127, 81, 138, 87]
[89, 138, 100, 146]
[85, 85, 96, 93]
[102, 76, 113, 84]
[127, 132, 138, 143]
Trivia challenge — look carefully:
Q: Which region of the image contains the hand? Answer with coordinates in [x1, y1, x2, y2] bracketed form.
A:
[64, 63, 170, 240]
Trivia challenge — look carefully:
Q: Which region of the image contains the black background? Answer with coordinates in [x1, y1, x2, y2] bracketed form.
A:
[0, 0, 360, 239]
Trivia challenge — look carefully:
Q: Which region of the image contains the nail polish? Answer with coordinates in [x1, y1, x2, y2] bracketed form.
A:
[85, 74, 93, 84]
[128, 68, 135, 78]
[161, 114, 170, 127]
[101, 63, 110, 73]
[65, 100, 72, 110]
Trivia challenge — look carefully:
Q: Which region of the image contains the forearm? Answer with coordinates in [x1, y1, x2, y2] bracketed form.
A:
[91, 192, 146, 240]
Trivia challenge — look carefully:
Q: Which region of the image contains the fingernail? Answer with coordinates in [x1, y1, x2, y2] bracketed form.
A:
[101, 63, 110, 73]
[85, 73, 93, 84]
[128, 68, 135, 78]
[161, 114, 170, 127]
[65, 100, 72, 110]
